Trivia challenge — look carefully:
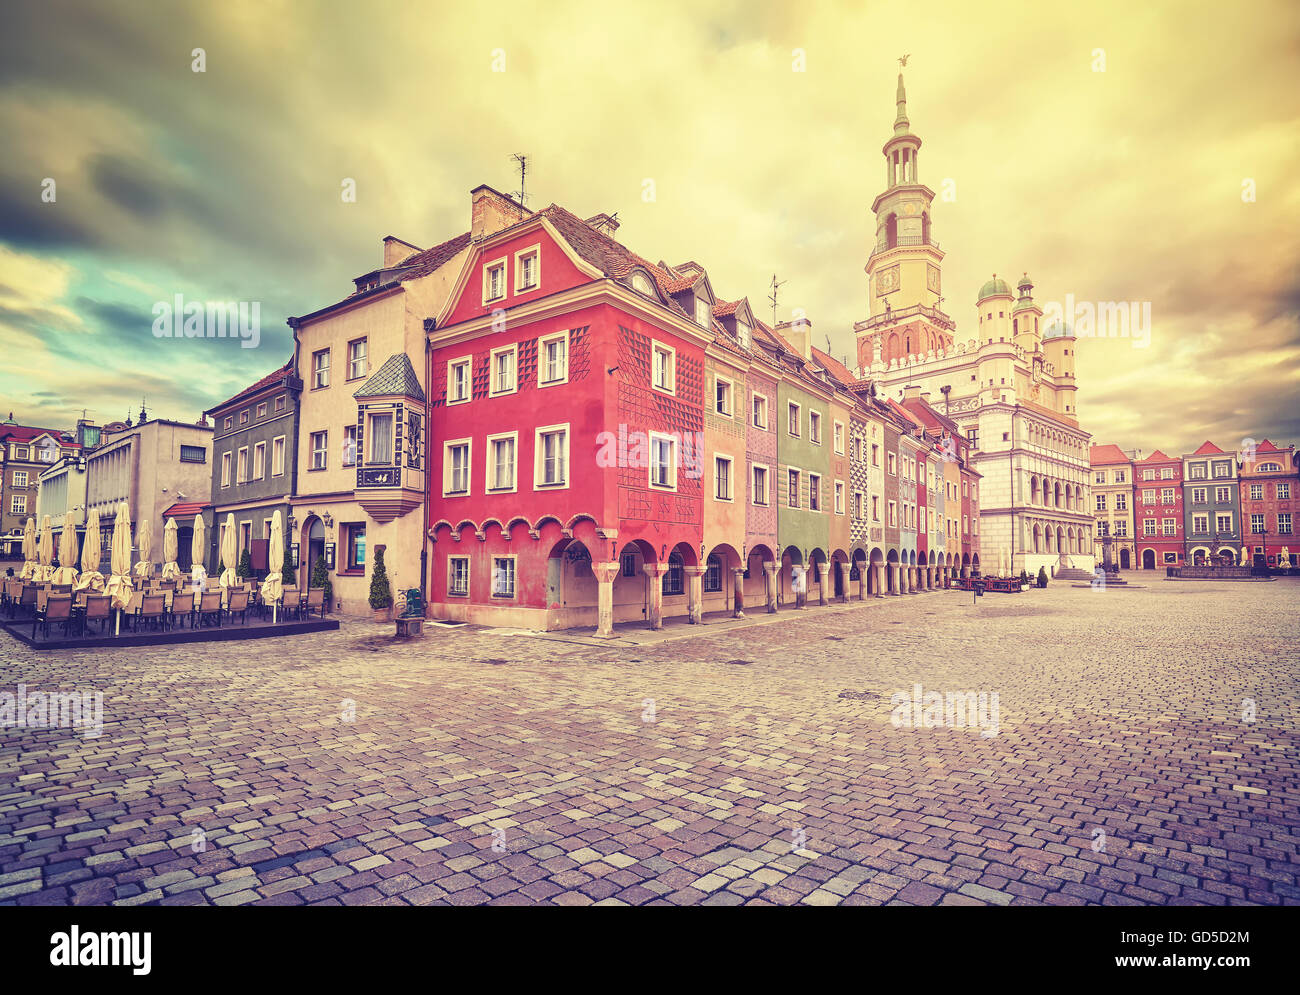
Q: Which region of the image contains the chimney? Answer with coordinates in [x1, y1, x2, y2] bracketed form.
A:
[776, 318, 813, 360]
[471, 185, 529, 242]
[383, 235, 421, 267]
[585, 213, 620, 238]
[903, 385, 922, 401]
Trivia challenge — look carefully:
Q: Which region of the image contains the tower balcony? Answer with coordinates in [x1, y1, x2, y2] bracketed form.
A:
[855, 302, 955, 333]
[868, 234, 940, 265]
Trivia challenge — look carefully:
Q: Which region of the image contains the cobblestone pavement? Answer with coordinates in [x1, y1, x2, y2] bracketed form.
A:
[1, 580, 1297, 906]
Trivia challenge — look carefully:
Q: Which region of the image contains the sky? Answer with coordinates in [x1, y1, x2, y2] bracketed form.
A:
[1, 0, 1297, 457]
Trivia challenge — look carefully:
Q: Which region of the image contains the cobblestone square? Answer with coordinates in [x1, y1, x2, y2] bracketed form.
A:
[1, 580, 1297, 906]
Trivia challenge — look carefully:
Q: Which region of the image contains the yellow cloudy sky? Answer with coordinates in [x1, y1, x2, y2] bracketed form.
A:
[1, 0, 1297, 454]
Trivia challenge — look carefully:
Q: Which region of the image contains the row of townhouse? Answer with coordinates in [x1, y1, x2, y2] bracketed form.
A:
[1089, 439, 1299, 569]
[202, 185, 985, 626]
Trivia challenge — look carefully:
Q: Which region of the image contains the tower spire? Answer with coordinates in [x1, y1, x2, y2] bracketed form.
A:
[894, 71, 910, 136]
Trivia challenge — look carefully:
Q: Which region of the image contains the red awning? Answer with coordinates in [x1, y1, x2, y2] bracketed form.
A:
[161, 501, 209, 519]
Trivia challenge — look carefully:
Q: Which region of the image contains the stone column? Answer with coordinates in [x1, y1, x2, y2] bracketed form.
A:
[684, 565, 704, 624]
[857, 563, 867, 601]
[731, 567, 746, 618]
[817, 562, 830, 606]
[642, 563, 666, 630]
[592, 560, 619, 638]
[792, 566, 806, 608]
[893, 564, 903, 596]
[874, 563, 885, 598]
[763, 561, 778, 613]
[908, 566, 917, 593]
[838, 562, 851, 604]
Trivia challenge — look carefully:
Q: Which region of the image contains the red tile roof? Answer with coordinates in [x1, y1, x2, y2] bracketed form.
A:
[1256, 439, 1281, 453]
[809, 346, 861, 388]
[0, 425, 73, 444]
[161, 501, 209, 519]
[1139, 449, 1174, 462]
[207, 359, 294, 415]
[1191, 440, 1225, 455]
[396, 231, 472, 280]
[712, 299, 740, 318]
[1089, 443, 1129, 465]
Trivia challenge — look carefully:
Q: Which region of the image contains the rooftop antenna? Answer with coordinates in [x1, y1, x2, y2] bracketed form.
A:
[509, 153, 529, 209]
[768, 273, 787, 326]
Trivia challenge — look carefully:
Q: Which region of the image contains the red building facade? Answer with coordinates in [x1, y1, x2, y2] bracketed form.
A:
[1135, 449, 1184, 569]
[426, 190, 708, 632]
[1240, 439, 1299, 567]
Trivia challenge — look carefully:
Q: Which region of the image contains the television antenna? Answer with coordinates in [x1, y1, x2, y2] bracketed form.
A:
[509, 153, 529, 208]
[768, 273, 787, 326]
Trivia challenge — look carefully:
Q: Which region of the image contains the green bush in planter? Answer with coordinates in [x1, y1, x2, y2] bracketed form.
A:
[310, 554, 332, 609]
[237, 548, 253, 579]
[1037, 566, 1048, 588]
[281, 545, 295, 586]
[369, 548, 392, 611]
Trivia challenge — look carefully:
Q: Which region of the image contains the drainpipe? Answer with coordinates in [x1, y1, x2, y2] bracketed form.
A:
[421, 322, 432, 614]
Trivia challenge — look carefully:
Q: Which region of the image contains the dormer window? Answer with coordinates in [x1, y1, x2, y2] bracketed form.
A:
[515, 246, 540, 292]
[695, 296, 711, 327]
[736, 320, 750, 349]
[483, 258, 507, 303]
[631, 272, 654, 296]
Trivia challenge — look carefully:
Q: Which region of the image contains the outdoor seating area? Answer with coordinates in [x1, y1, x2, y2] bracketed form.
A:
[1, 575, 337, 649]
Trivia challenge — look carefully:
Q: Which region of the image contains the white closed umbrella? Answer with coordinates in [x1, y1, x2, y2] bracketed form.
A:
[161, 519, 181, 581]
[20, 517, 36, 579]
[133, 519, 153, 582]
[218, 513, 238, 604]
[36, 514, 54, 582]
[75, 507, 104, 593]
[53, 511, 79, 585]
[105, 501, 134, 632]
[262, 510, 284, 622]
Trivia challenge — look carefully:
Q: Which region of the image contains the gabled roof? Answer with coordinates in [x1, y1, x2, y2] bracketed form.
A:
[809, 346, 862, 389]
[394, 231, 472, 281]
[1190, 440, 1226, 456]
[900, 394, 962, 436]
[1255, 439, 1281, 453]
[207, 359, 294, 415]
[0, 425, 74, 444]
[1089, 443, 1129, 465]
[354, 353, 426, 402]
[1139, 449, 1174, 463]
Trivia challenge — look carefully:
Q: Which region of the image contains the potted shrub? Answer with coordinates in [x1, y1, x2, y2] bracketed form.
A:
[310, 554, 332, 613]
[281, 546, 295, 586]
[1037, 566, 1048, 588]
[369, 548, 393, 622]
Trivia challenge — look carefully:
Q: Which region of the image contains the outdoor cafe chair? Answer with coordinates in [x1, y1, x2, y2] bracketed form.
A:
[82, 595, 111, 635]
[225, 589, 250, 626]
[196, 591, 223, 628]
[303, 587, 324, 620]
[136, 594, 166, 632]
[32, 594, 73, 640]
[18, 584, 37, 618]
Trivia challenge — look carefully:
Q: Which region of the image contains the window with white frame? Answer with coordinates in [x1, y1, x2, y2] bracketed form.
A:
[1215, 485, 1231, 503]
[1192, 487, 1207, 504]
[236, 447, 248, 484]
[1161, 488, 1174, 503]
[1143, 469, 1154, 480]
[788, 402, 800, 437]
[752, 465, 768, 506]
[1249, 483, 1263, 501]
[788, 469, 800, 509]
[444, 440, 471, 495]
[887, 452, 896, 475]
[809, 411, 821, 445]
[12, 471, 26, 488]
[491, 557, 516, 598]
[652, 342, 675, 393]
[447, 357, 471, 403]
[252, 441, 265, 480]
[256, 402, 267, 419]
[1251, 513, 1265, 534]
[312, 349, 330, 389]
[1279, 513, 1292, 534]
[1279, 482, 1292, 501]
[1215, 514, 1232, 533]
[715, 376, 733, 417]
[490, 345, 517, 395]
[1144, 518, 1157, 535]
[694, 296, 710, 327]
[1162, 518, 1177, 536]
[448, 557, 469, 596]
[808, 473, 821, 511]
[735, 320, 750, 349]
[515, 246, 540, 292]
[888, 500, 897, 527]
[649, 433, 676, 489]
[853, 491, 863, 520]
[1161, 467, 1174, 479]
[714, 455, 732, 500]
[347, 338, 367, 380]
[1193, 514, 1208, 533]
[833, 421, 844, 454]
[539, 332, 568, 385]
[752, 393, 768, 429]
[343, 425, 358, 466]
[835, 481, 844, 514]
[11, 495, 25, 515]
[307, 432, 326, 470]
[221, 451, 232, 485]
[483, 258, 506, 303]
[536, 425, 569, 488]
[272, 436, 285, 476]
[487, 433, 517, 492]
